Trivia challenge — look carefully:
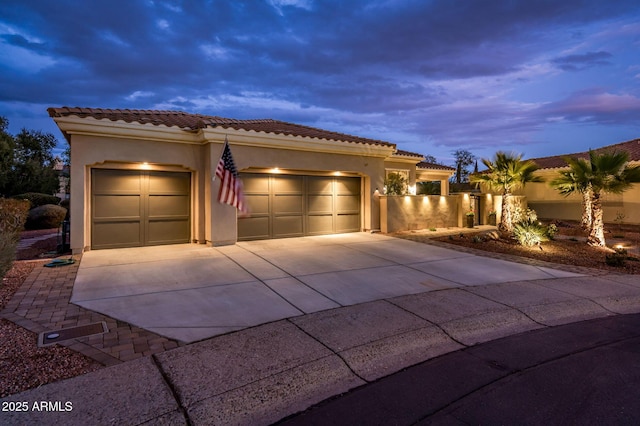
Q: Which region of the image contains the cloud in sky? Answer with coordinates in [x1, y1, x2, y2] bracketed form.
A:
[0, 0, 639, 164]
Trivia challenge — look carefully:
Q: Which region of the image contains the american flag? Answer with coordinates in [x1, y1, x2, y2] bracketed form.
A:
[215, 137, 248, 213]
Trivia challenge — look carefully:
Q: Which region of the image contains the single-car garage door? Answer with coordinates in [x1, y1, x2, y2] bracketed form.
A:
[92, 169, 190, 249]
[238, 173, 360, 240]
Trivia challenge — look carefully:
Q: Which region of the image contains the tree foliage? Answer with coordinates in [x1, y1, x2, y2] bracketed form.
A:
[451, 149, 475, 184]
[0, 116, 61, 197]
[470, 151, 542, 232]
[384, 172, 407, 195]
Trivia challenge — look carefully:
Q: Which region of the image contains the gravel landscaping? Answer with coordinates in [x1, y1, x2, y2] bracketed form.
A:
[0, 233, 102, 398]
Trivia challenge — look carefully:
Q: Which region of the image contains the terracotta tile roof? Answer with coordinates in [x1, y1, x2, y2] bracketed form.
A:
[47, 107, 396, 148]
[393, 149, 424, 158]
[417, 161, 455, 171]
[530, 138, 640, 169]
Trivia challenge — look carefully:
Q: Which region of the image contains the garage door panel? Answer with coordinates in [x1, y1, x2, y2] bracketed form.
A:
[93, 222, 142, 248]
[148, 220, 190, 245]
[149, 172, 190, 194]
[308, 177, 333, 193]
[93, 170, 141, 194]
[242, 175, 270, 193]
[93, 195, 141, 218]
[336, 194, 360, 213]
[336, 214, 360, 232]
[336, 178, 360, 194]
[273, 216, 303, 237]
[244, 194, 269, 214]
[308, 195, 332, 214]
[238, 217, 270, 240]
[273, 194, 303, 214]
[148, 195, 190, 216]
[274, 175, 303, 193]
[307, 215, 333, 235]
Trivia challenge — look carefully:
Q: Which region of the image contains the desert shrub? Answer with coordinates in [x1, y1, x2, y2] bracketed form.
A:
[25, 204, 67, 230]
[12, 192, 60, 208]
[545, 223, 558, 240]
[0, 198, 30, 280]
[512, 206, 538, 224]
[605, 247, 627, 267]
[513, 219, 549, 247]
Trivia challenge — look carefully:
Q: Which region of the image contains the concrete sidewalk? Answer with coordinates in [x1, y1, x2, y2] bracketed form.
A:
[2, 272, 639, 425]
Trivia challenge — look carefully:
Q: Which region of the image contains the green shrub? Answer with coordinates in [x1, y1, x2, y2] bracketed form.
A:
[384, 172, 407, 195]
[25, 204, 67, 230]
[513, 219, 549, 247]
[512, 207, 538, 224]
[0, 198, 30, 280]
[545, 223, 558, 240]
[12, 192, 61, 208]
[605, 247, 627, 267]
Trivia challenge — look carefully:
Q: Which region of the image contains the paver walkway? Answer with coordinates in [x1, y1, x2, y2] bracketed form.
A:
[1, 257, 183, 365]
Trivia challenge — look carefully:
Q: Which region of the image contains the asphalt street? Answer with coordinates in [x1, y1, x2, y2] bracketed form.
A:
[279, 313, 640, 425]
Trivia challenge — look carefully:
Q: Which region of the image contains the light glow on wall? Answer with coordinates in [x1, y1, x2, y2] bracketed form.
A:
[271, 167, 281, 173]
[408, 184, 416, 195]
[333, 171, 342, 176]
[140, 162, 151, 170]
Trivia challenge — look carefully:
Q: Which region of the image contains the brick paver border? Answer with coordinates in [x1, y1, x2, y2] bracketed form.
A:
[1, 256, 185, 366]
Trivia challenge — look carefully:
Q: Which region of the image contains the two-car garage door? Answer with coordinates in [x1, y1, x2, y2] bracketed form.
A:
[238, 173, 361, 240]
[91, 169, 191, 249]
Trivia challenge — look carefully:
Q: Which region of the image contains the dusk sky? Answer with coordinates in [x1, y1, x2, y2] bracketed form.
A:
[2, 0, 640, 165]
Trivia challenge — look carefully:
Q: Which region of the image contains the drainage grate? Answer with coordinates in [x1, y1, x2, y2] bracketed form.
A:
[38, 322, 108, 347]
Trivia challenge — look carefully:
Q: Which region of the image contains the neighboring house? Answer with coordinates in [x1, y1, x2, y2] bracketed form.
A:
[523, 138, 640, 225]
[48, 107, 451, 253]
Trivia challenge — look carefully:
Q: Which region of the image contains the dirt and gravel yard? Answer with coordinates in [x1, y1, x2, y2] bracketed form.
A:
[1, 232, 102, 398]
[394, 221, 640, 275]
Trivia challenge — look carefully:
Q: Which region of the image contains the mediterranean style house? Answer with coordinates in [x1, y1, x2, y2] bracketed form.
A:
[48, 107, 454, 253]
[523, 138, 640, 225]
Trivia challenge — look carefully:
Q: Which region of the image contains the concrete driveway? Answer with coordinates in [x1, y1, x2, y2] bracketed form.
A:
[72, 232, 583, 343]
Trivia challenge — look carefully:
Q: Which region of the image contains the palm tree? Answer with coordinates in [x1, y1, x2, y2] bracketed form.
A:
[552, 150, 640, 247]
[470, 151, 542, 233]
[549, 157, 593, 231]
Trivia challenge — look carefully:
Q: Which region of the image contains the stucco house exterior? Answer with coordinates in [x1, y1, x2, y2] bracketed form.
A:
[523, 138, 640, 225]
[48, 107, 453, 253]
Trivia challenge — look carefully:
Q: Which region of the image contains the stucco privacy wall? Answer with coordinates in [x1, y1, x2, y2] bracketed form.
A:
[379, 193, 509, 233]
[523, 173, 640, 225]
